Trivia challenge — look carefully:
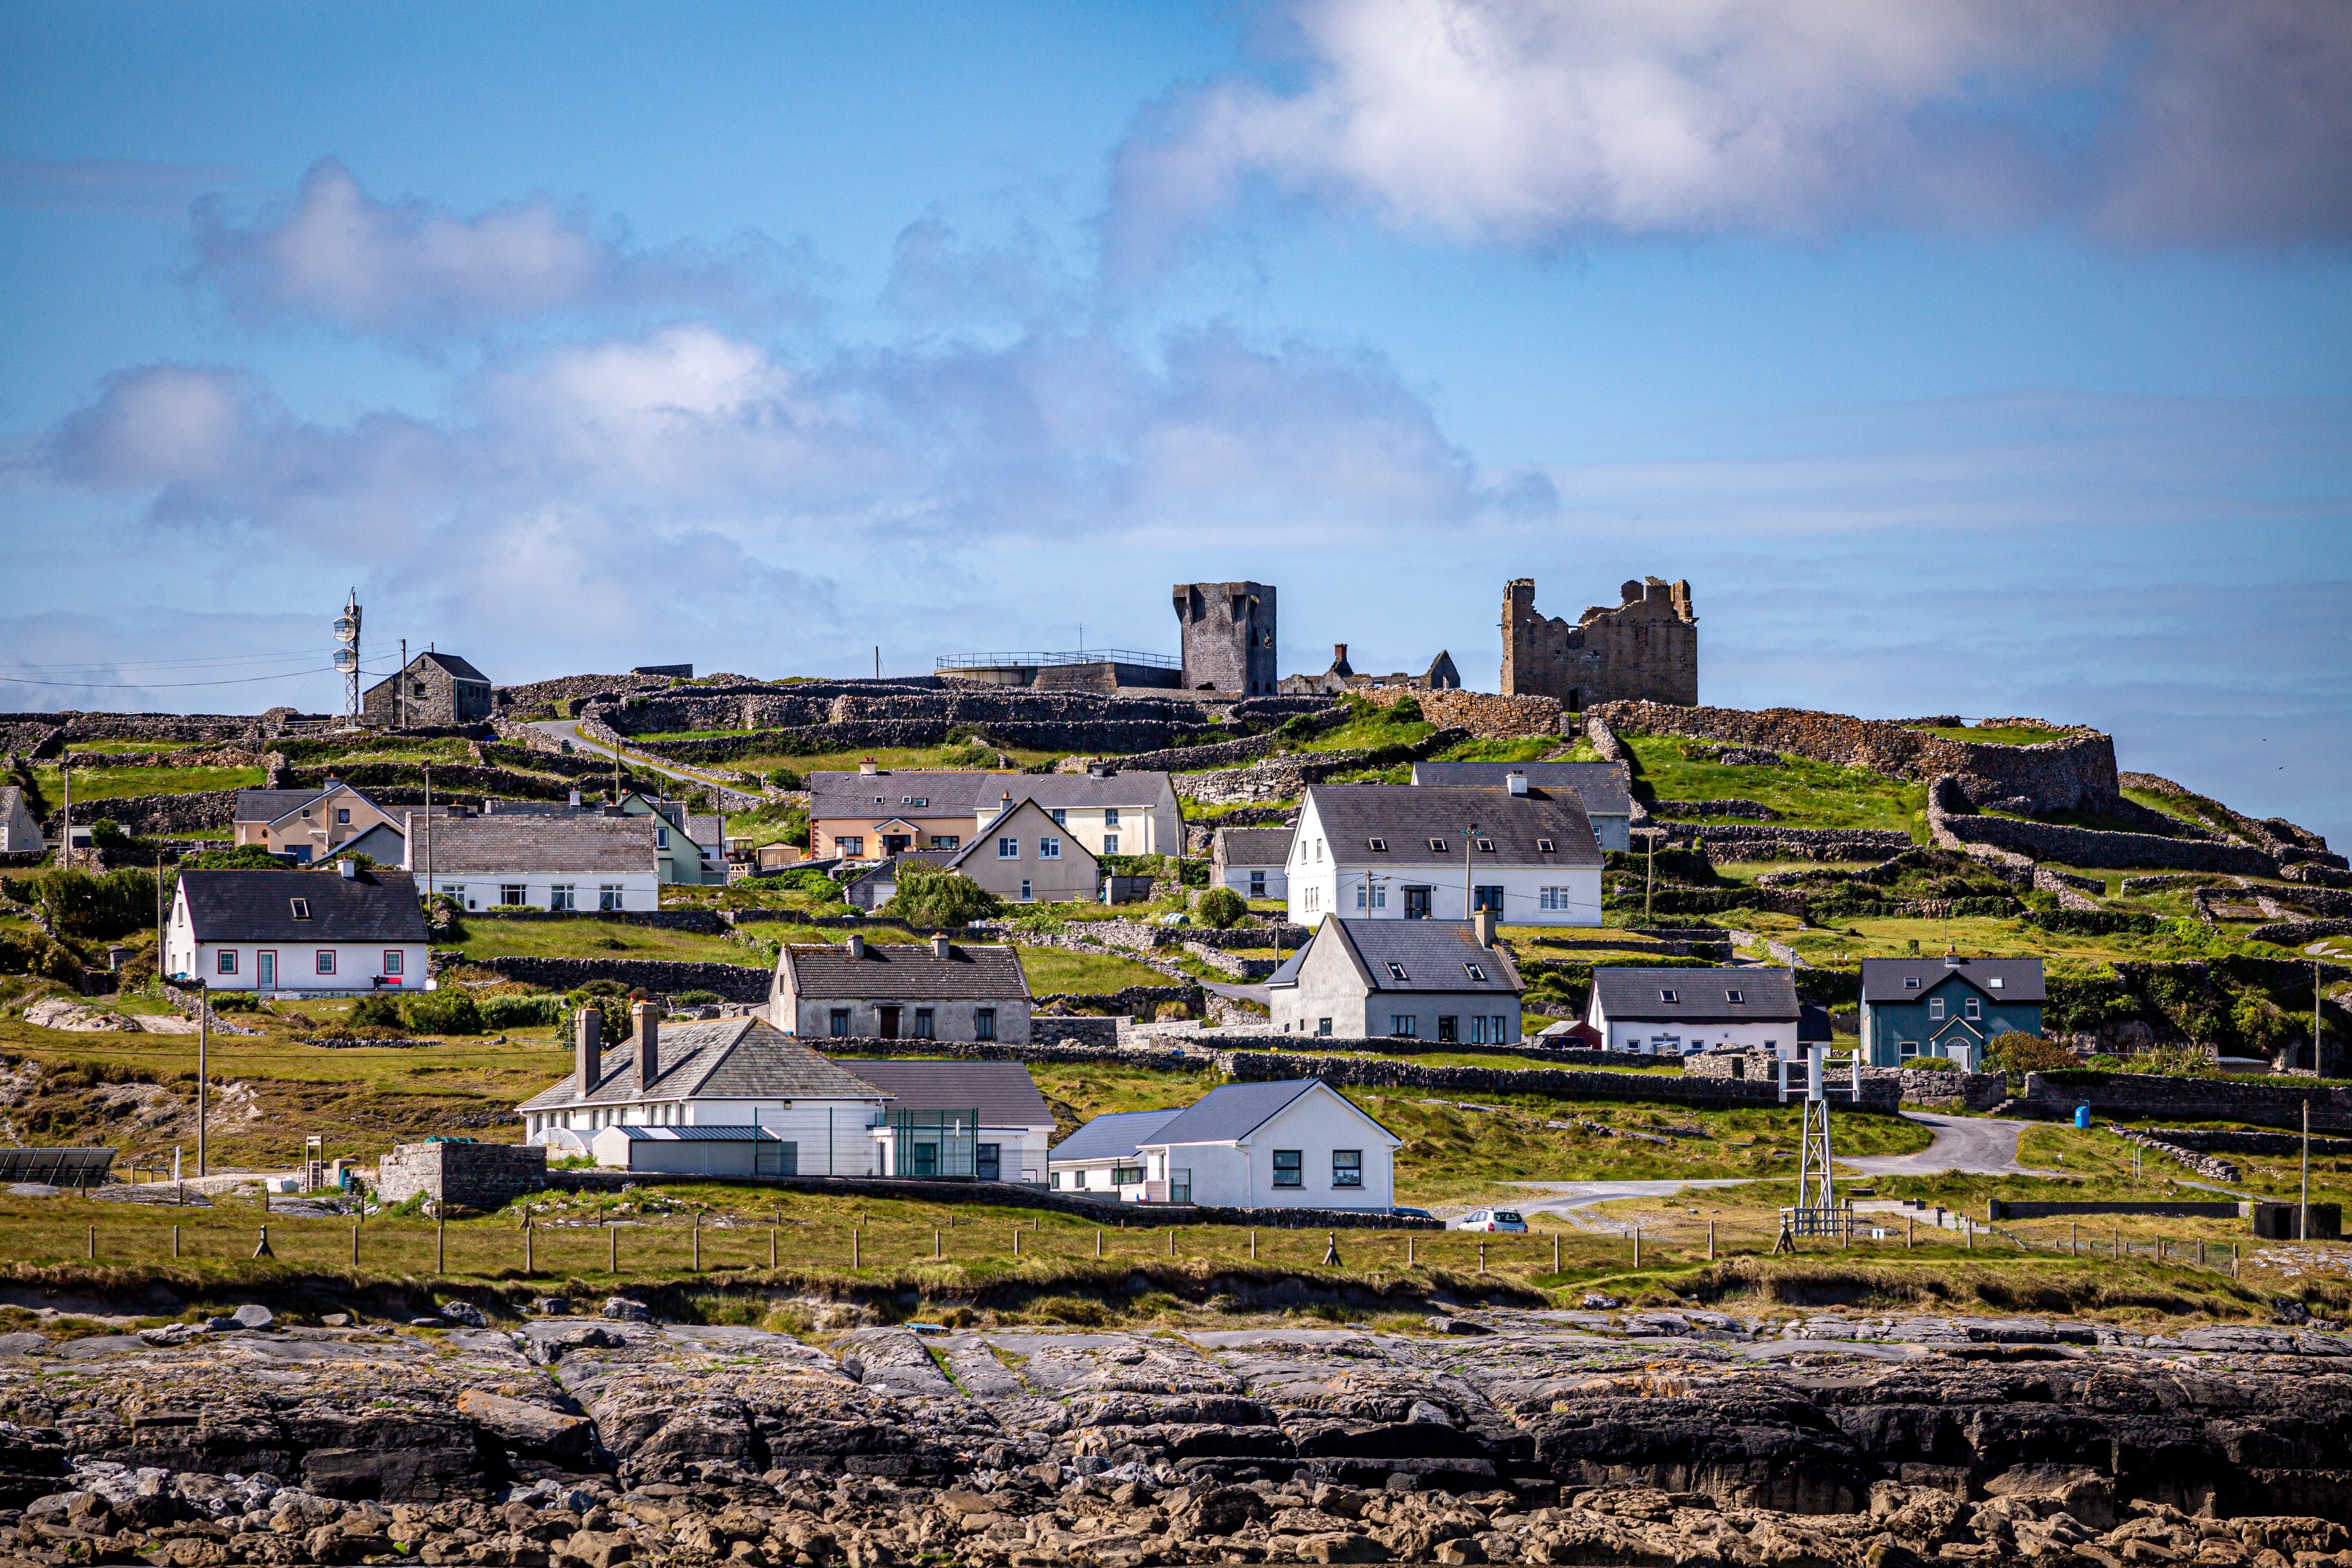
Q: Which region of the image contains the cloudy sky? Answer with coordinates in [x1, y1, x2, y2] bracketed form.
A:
[2, 2, 2348, 842]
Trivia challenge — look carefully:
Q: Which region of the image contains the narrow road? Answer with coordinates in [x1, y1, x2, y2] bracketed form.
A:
[1840, 1114, 2064, 1178]
[1494, 1178, 1754, 1234]
[527, 718, 763, 807]
[1197, 978, 1270, 1005]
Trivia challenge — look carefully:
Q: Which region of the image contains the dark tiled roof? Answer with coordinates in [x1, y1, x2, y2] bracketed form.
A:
[1410, 761, 1634, 819]
[1213, 826, 1294, 868]
[1049, 1108, 1183, 1164]
[1305, 785, 1603, 867]
[807, 771, 1007, 823]
[518, 1017, 891, 1110]
[990, 774, 1171, 810]
[418, 651, 491, 684]
[1861, 957, 2046, 1004]
[179, 867, 428, 944]
[1145, 1079, 1398, 1148]
[408, 812, 658, 875]
[233, 787, 332, 824]
[780, 941, 1032, 1001]
[844, 1060, 1053, 1128]
[1590, 966, 1800, 1023]
[1323, 918, 1521, 994]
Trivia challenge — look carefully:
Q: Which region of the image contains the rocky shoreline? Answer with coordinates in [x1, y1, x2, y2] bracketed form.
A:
[4, 1300, 2352, 1566]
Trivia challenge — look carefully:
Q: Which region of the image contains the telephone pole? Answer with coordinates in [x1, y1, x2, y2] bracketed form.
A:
[1462, 821, 1480, 922]
[195, 979, 208, 1177]
[59, 758, 70, 869]
[398, 638, 407, 729]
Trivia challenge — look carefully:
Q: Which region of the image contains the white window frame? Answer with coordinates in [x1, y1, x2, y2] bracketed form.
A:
[1104, 808, 1120, 828]
[1929, 997, 1945, 1020]
[1039, 836, 1061, 860]
[1102, 834, 1118, 854]
[549, 883, 576, 911]
[600, 884, 624, 911]
[998, 837, 1020, 859]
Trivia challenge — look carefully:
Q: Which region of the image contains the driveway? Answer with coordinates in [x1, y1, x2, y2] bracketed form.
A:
[527, 718, 763, 807]
[1839, 1114, 2064, 1178]
[1494, 1178, 1754, 1234]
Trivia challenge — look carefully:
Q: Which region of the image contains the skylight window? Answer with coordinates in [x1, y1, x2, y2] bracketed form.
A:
[1475, 837, 1496, 853]
[1725, 989, 1744, 1003]
[1536, 837, 1555, 853]
[1659, 988, 1679, 1003]
[1988, 977, 2003, 989]
[290, 898, 311, 920]
[1463, 962, 1487, 982]
[1904, 976, 1920, 989]
[1368, 837, 1388, 851]
[1428, 838, 1448, 854]
[1386, 962, 1409, 981]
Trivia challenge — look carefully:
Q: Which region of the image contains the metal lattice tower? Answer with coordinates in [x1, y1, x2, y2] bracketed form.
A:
[333, 589, 362, 725]
[1795, 1047, 1836, 1214]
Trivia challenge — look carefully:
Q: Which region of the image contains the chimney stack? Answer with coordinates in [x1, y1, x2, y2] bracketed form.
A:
[338, 857, 358, 878]
[633, 1000, 660, 1088]
[859, 758, 878, 775]
[568, 789, 582, 808]
[931, 932, 951, 959]
[1473, 910, 1498, 949]
[845, 932, 865, 960]
[575, 1007, 603, 1094]
[1506, 771, 1528, 797]
[1334, 643, 1348, 663]
[1943, 946, 1962, 968]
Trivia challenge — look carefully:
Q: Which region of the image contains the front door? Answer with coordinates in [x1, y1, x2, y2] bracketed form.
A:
[878, 1005, 901, 1039]
[256, 951, 276, 989]
[1403, 886, 1431, 920]
[913, 1142, 938, 1178]
[883, 834, 911, 856]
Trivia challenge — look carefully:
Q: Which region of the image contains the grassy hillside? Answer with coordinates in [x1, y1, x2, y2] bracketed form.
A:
[1620, 736, 1926, 835]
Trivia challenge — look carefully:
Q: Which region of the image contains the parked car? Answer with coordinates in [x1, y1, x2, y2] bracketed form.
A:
[1390, 1207, 1434, 1222]
[1453, 1208, 1527, 1232]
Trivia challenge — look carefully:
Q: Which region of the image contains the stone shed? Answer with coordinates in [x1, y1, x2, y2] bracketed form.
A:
[376, 1139, 546, 1211]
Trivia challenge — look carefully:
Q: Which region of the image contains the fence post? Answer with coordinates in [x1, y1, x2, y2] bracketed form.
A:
[770, 1228, 778, 1268]
[852, 1227, 861, 1268]
[1633, 1227, 1641, 1268]
[1710, 1221, 1718, 1261]
[2071, 1221, 2078, 1257]
[935, 1228, 942, 1259]
[1012, 1227, 1020, 1259]
[1095, 1230, 1102, 1258]
[2232, 1242, 2239, 1279]
[1167, 1228, 1175, 1257]
[173, 1224, 181, 1260]
[437, 1216, 446, 1275]
[1907, 1216, 1914, 1249]
[1408, 1234, 1416, 1268]
[610, 1223, 619, 1273]
[2114, 1225, 2121, 1261]
[1478, 1241, 1487, 1274]
[86, 1226, 94, 1261]
[692, 1213, 701, 1273]
[1965, 1219, 1973, 1251]
[1553, 1234, 1561, 1272]
[2198, 1238, 2206, 1267]
[524, 1221, 533, 1277]
[351, 1224, 360, 1267]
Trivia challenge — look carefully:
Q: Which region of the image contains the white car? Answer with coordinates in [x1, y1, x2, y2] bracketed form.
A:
[1453, 1208, 1528, 1233]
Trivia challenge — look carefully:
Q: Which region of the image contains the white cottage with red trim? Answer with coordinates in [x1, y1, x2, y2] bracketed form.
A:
[165, 863, 430, 995]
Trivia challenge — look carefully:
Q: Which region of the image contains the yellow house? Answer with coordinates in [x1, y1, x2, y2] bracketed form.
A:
[232, 782, 402, 864]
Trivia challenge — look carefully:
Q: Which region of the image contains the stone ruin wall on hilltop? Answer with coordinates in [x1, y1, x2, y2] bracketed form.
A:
[1358, 686, 1567, 738]
[1594, 698, 2120, 812]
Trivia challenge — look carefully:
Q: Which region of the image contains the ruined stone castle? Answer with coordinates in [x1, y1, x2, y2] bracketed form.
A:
[1500, 576, 1697, 709]
[1174, 581, 1278, 695]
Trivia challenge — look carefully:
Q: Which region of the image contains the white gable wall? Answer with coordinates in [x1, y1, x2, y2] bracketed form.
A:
[1140, 1085, 1396, 1211]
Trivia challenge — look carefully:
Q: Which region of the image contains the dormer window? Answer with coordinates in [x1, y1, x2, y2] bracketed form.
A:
[1988, 977, 2003, 990]
[1476, 838, 1496, 853]
[1536, 837, 1555, 853]
[1904, 976, 1920, 989]
[1428, 838, 1447, 854]
[290, 898, 311, 920]
[1386, 962, 1409, 981]
[1367, 837, 1387, 852]
[1659, 988, 1679, 1003]
[1463, 962, 1487, 982]
[1725, 989, 1744, 1004]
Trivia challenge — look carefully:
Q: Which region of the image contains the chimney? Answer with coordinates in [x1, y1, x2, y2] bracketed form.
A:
[931, 932, 951, 959]
[845, 933, 865, 960]
[1334, 643, 1348, 663]
[1944, 946, 1962, 968]
[1473, 910, 1498, 948]
[1506, 771, 1528, 796]
[338, 857, 358, 879]
[568, 789, 582, 808]
[633, 1000, 660, 1087]
[859, 758, 878, 775]
[575, 1007, 603, 1094]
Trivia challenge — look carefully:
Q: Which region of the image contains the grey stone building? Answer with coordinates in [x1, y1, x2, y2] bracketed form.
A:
[1500, 576, 1697, 709]
[771, 932, 1034, 1043]
[362, 650, 494, 728]
[1174, 581, 1277, 695]
[1268, 913, 1523, 1044]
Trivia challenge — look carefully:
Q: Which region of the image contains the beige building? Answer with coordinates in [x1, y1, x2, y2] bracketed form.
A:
[945, 796, 1101, 904]
[808, 764, 1182, 862]
[232, 782, 404, 864]
[0, 786, 42, 854]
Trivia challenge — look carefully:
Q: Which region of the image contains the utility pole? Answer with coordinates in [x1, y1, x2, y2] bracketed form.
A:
[874, 646, 881, 680]
[421, 766, 432, 897]
[1462, 821, 1480, 922]
[398, 638, 407, 730]
[2319, 961, 2328, 1076]
[59, 758, 70, 870]
[196, 979, 208, 1177]
[2302, 1099, 2311, 1243]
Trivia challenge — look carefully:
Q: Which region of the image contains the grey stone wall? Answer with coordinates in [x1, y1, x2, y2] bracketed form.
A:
[47, 790, 239, 835]
[1650, 822, 1915, 860]
[1215, 1048, 1902, 1112]
[466, 908, 728, 935]
[376, 1140, 546, 1211]
[1502, 578, 1698, 708]
[445, 955, 773, 1002]
[2250, 918, 2352, 947]
[1175, 581, 1278, 695]
[2021, 1071, 2352, 1134]
[1928, 775, 2305, 875]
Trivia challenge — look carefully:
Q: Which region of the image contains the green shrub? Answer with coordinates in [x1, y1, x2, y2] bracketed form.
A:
[208, 991, 260, 1012]
[570, 978, 630, 999]
[1905, 1056, 1958, 1071]
[672, 989, 722, 1006]
[1193, 887, 1247, 929]
[1985, 1031, 2077, 1075]
[31, 867, 158, 940]
[1385, 695, 1423, 723]
[766, 767, 804, 791]
[404, 989, 484, 1036]
[480, 993, 559, 1030]
[179, 845, 292, 871]
[880, 867, 1001, 929]
[347, 994, 404, 1030]
[0, 930, 80, 984]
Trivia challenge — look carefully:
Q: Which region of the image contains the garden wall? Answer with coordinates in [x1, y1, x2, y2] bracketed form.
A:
[1926, 777, 2296, 875]
[1359, 688, 1566, 739]
[1215, 1048, 1902, 1112]
[445, 955, 772, 1003]
[2021, 1070, 2352, 1134]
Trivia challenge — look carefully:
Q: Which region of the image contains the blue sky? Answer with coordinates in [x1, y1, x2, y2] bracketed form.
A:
[2, 1, 2348, 843]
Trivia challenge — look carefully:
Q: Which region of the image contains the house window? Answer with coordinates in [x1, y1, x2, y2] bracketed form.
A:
[315, 950, 336, 976]
[1305, 888, 1319, 914]
[1965, 997, 1981, 1020]
[1929, 998, 1945, 1020]
[1536, 837, 1555, 853]
[1020, 880, 1033, 901]
[383, 950, 403, 977]
[914, 1007, 935, 1039]
[1390, 1014, 1418, 1038]
[1540, 886, 1573, 911]
[1102, 834, 1120, 854]
[930, 835, 959, 850]
[1725, 989, 1744, 1004]
[290, 898, 311, 921]
[1464, 962, 1487, 982]
[1901, 1041, 1920, 1058]
[1988, 977, 2004, 990]
[1428, 838, 1447, 854]
[829, 1009, 850, 1038]
[1250, 872, 1265, 897]
[1356, 883, 1388, 910]
[1368, 837, 1388, 852]
[655, 826, 669, 850]
[1332, 1150, 1362, 1188]
[1272, 1150, 1303, 1188]
[1050, 809, 1066, 826]
[1490, 1015, 1507, 1042]
[1476, 837, 1496, 853]
[913, 797, 927, 809]
[1113, 1163, 1144, 1186]
[550, 884, 576, 911]
[336, 808, 350, 825]
[976, 1144, 1001, 1182]
[600, 884, 623, 911]
[1039, 836, 1061, 859]
[1438, 1015, 1458, 1043]
[1474, 885, 1502, 913]
[1659, 989, 1679, 1003]
[1104, 809, 1120, 828]
[837, 835, 864, 856]
[1317, 1018, 1332, 1036]
[1471, 1014, 1488, 1044]
[1904, 976, 1920, 989]
[1386, 962, 1409, 981]
[998, 837, 1019, 859]
[974, 1008, 997, 1041]
[217, 950, 238, 976]
[501, 885, 527, 906]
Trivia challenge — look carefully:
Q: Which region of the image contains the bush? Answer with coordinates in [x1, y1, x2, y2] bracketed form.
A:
[0, 930, 80, 984]
[1193, 887, 1247, 929]
[1905, 1056, 1958, 1071]
[32, 867, 158, 940]
[2113, 1044, 2220, 1079]
[880, 867, 1001, 929]
[672, 989, 722, 1006]
[1985, 1031, 2077, 1075]
[480, 993, 560, 1030]
[404, 989, 484, 1036]
[766, 767, 805, 791]
[208, 991, 260, 1012]
[1385, 695, 1423, 723]
[179, 845, 292, 871]
[347, 994, 404, 1030]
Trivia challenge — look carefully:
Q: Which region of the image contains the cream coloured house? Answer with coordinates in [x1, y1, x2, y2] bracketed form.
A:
[232, 782, 403, 863]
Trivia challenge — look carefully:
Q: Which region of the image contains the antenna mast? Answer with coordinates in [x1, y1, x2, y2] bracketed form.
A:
[334, 589, 363, 727]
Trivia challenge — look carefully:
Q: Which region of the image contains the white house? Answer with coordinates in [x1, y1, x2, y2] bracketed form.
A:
[1286, 782, 1604, 928]
[0, 786, 42, 854]
[1049, 1079, 1401, 1212]
[165, 863, 430, 995]
[1586, 967, 1803, 1057]
[1211, 825, 1293, 902]
[405, 810, 662, 912]
[521, 1005, 891, 1174]
[1267, 914, 1523, 1044]
[851, 1059, 1055, 1185]
[1046, 1108, 1183, 1199]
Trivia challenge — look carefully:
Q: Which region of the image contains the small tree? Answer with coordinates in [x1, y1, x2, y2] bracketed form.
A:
[1984, 1031, 2076, 1076]
[404, 989, 484, 1036]
[347, 993, 404, 1030]
[1385, 695, 1424, 723]
[1194, 886, 1247, 928]
[766, 766, 805, 791]
[881, 867, 1001, 929]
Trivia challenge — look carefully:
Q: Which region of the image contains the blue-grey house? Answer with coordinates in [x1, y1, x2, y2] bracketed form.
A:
[1860, 954, 2045, 1070]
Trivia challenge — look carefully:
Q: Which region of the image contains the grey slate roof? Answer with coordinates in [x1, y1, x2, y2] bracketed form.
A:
[407, 811, 658, 875]
[1213, 825, 1294, 869]
[1311, 918, 1522, 994]
[780, 941, 1032, 1001]
[1049, 1108, 1183, 1164]
[233, 785, 372, 826]
[1862, 957, 2046, 1004]
[1410, 761, 1634, 820]
[1305, 784, 1602, 867]
[1144, 1079, 1397, 1148]
[417, 650, 491, 684]
[808, 771, 1009, 823]
[1591, 966, 1800, 1023]
[517, 1016, 891, 1111]
[844, 1060, 1054, 1128]
[990, 774, 1170, 811]
[179, 867, 428, 944]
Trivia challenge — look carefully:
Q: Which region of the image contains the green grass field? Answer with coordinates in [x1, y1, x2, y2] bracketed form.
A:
[447, 917, 775, 968]
[674, 744, 1065, 775]
[1014, 946, 1173, 993]
[1905, 723, 2070, 746]
[1619, 736, 1926, 835]
[32, 763, 265, 801]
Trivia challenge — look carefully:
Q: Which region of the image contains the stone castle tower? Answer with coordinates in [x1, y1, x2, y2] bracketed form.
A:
[1499, 576, 1697, 709]
[1173, 581, 1277, 695]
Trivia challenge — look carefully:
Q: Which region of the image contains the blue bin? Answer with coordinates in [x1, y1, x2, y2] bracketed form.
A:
[2074, 1105, 2092, 1130]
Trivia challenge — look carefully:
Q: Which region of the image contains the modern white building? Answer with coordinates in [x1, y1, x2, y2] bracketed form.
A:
[1267, 914, 1523, 1043]
[1286, 782, 1604, 928]
[165, 863, 431, 995]
[851, 1059, 1055, 1185]
[1046, 1108, 1182, 1199]
[1586, 967, 1803, 1057]
[1050, 1079, 1401, 1212]
[405, 810, 662, 912]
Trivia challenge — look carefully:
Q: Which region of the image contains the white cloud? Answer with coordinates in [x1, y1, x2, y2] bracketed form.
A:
[1112, 0, 2352, 257]
[189, 159, 808, 337]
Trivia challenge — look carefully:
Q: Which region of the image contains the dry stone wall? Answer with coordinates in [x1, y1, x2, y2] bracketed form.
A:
[1217, 1047, 1903, 1110]
[1926, 775, 2310, 875]
[46, 790, 239, 835]
[1360, 687, 1566, 738]
[1652, 821, 1913, 860]
[2021, 1070, 2352, 1134]
[375, 1140, 547, 1210]
[442, 954, 772, 1003]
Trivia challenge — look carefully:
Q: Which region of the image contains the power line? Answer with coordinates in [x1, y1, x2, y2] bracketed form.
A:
[0, 646, 322, 673]
[0, 665, 344, 690]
